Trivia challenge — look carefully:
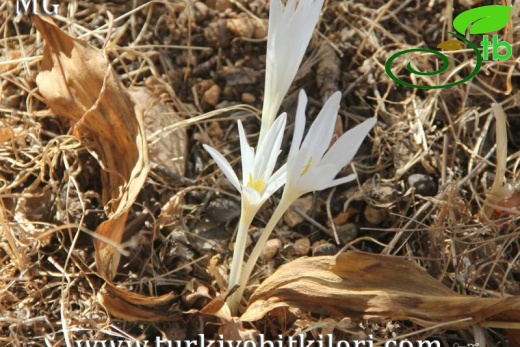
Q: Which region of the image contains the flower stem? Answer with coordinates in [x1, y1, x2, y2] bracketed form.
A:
[232, 196, 295, 311]
[227, 203, 256, 313]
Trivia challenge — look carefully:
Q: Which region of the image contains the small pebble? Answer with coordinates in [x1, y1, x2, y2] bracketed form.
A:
[262, 238, 282, 261]
[214, 0, 231, 11]
[252, 19, 268, 39]
[224, 66, 258, 86]
[227, 15, 255, 38]
[206, 198, 240, 223]
[204, 19, 231, 47]
[241, 92, 256, 103]
[202, 84, 221, 106]
[335, 223, 358, 243]
[208, 121, 224, 138]
[193, 2, 209, 22]
[312, 241, 337, 256]
[408, 173, 437, 196]
[364, 204, 388, 225]
[293, 237, 310, 256]
[284, 195, 313, 227]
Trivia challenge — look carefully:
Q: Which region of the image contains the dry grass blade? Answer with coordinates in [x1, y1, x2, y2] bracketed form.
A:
[33, 16, 149, 280]
[242, 252, 520, 339]
[482, 103, 508, 219]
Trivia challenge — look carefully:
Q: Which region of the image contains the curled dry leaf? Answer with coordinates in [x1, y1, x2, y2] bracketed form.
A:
[242, 252, 520, 341]
[98, 283, 179, 322]
[104, 282, 176, 307]
[33, 16, 149, 280]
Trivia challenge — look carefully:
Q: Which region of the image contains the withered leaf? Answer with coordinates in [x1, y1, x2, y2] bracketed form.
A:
[129, 87, 187, 177]
[33, 16, 149, 280]
[98, 284, 179, 322]
[242, 252, 520, 336]
[199, 288, 259, 341]
[105, 282, 177, 307]
[200, 287, 237, 318]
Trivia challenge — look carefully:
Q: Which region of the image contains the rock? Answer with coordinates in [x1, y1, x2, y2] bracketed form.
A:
[364, 204, 388, 225]
[312, 241, 337, 256]
[203, 84, 221, 106]
[224, 66, 258, 86]
[227, 14, 255, 38]
[214, 0, 231, 11]
[206, 198, 240, 223]
[336, 223, 358, 243]
[241, 92, 256, 103]
[283, 195, 314, 227]
[193, 2, 209, 22]
[262, 239, 282, 261]
[408, 173, 437, 196]
[204, 19, 231, 47]
[292, 237, 310, 256]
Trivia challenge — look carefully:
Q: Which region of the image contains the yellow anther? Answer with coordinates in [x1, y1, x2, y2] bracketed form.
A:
[247, 173, 266, 193]
[301, 157, 312, 176]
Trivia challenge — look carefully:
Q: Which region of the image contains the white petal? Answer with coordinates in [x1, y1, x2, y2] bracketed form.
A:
[237, 120, 255, 183]
[320, 117, 376, 169]
[268, 163, 286, 184]
[203, 144, 241, 192]
[288, 90, 307, 161]
[287, 145, 312, 187]
[264, 164, 287, 197]
[268, 0, 283, 43]
[298, 164, 339, 192]
[323, 173, 357, 190]
[261, 0, 324, 133]
[242, 186, 263, 208]
[300, 91, 341, 160]
[262, 0, 283, 128]
[256, 112, 287, 178]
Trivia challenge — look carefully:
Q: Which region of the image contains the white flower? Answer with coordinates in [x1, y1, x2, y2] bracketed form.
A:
[259, 0, 324, 141]
[234, 89, 377, 310]
[203, 113, 287, 209]
[203, 113, 288, 299]
[284, 89, 377, 200]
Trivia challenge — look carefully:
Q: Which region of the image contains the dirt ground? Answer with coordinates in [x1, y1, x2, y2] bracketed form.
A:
[1, 0, 520, 345]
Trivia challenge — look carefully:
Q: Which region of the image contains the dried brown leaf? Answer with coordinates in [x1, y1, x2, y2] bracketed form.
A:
[105, 282, 176, 307]
[158, 189, 188, 226]
[218, 317, 258, 341]
[242, 252, 520, 336]
[33, 16, 149, 280]
[199, 287, 242, 318]
[200, 288, 259, 341]
[98, 284, 179, 322]
[129, 87, 187, 177]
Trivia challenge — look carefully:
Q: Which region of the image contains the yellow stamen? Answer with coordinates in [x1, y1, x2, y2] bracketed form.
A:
[247, 173, 266, 193]
[301, 157, 312, 176]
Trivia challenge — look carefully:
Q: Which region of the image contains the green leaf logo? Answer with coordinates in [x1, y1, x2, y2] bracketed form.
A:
[453, 5, 512, 35]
